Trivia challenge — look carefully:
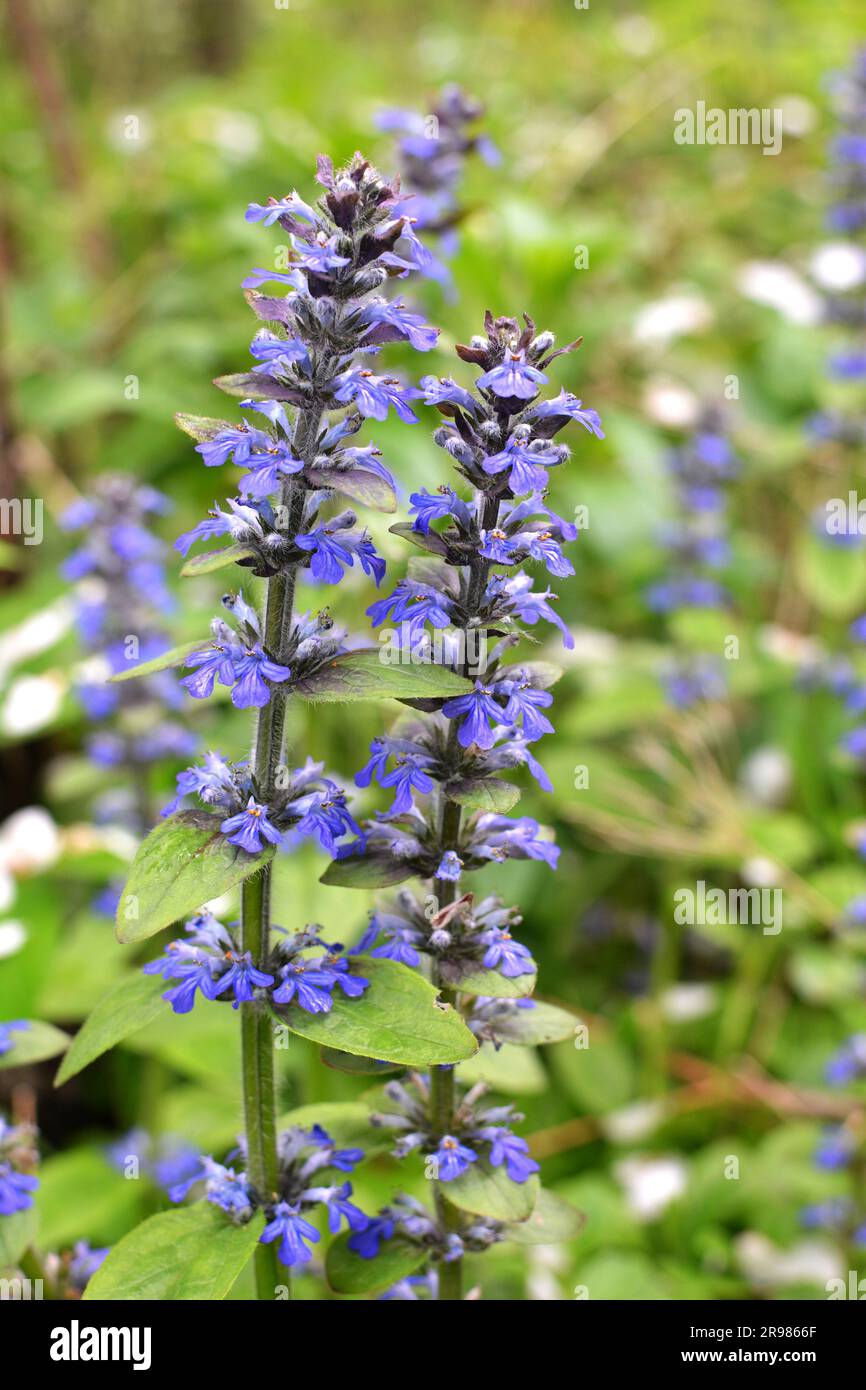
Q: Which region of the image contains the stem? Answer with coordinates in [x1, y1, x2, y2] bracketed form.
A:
[238, 404, 323, 1301]
[428, 489, 504, 1301]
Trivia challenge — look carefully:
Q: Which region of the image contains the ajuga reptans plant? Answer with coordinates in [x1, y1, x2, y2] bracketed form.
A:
[56, 154, 480, 1302]
[320, 311, 602, 1298]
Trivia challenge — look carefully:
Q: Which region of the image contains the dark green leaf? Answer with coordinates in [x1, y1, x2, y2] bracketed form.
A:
[55, 973, 168, 1085]
[115, 811, 275, 944]
[0, 1020, 69, 1070]
[320, 1046, 403, 1076]
[180, 544, 257, 577]
[82, 1204, 264, 1301]
[291, 649, 472, 702]
[107, 639, 208, 683]
[389, 522, 449, 556]
[326, 1233, 427, 1296]
[276, 956, 477, 1065]
[445, 1160, 539, 1222]
[214, 372, 306, 403]
[447, 778, 521, 814]
[319, 855, 413, 889]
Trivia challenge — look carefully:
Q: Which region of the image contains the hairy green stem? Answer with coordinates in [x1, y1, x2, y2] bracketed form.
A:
[239, 405, 323, 1301]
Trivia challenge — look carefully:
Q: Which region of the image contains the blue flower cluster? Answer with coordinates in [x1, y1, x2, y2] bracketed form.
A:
[173, 1124, 369, 1269]
[173, 154, 439, 713]
[61, 476, 196, 831]
[105, 1128, 202, 1193]
[645, 413, 738, 708]
[143, 908, 369, 1017]
[798, 1035, 866, 1245]
[341, 313, 601, 887]
[378, 85, 499, 287]
[0, 1114, 39, 1217]
[355, 888, 535, 989]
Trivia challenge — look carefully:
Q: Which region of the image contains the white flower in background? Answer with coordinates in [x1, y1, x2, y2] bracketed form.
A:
[526, 1243, 568, 1302]
[642, 377, 700, 429]
[741, 855, 782, 888]
[739, 745, 792, 807]
[565, 627, 619, 666]
[0, 599, 73, 682]
[660, 983, 717, 1022]
[615, 1155, 687, 1220]
[0, 807, 61, 875]
[0, 867, 15, 914]
[737, 260, 822, 325]
[774, 94, 816, 138]
[758, 624, 822, 668]
[1, 673, 65, 737]
[633, 292, 713, 347]
[212, 112, 261, 160]
[735, 1232, 842, 1289]
[810, 241, 866, 291]
[0, 921, 27, 959]
[613, 15, 658, 57]
[602, 1100, 665, 1144]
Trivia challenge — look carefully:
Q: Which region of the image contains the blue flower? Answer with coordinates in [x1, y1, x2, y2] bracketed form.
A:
[361, 301, 438, 352]
[409, 487, 472, 533]
[476, 350, 547, 400]
[483, 1127, 539, 1183]
[331, 368, 420, 423]
[435, 851, 464, 881]
[208, 952, 275, 1008]
[0, 1163, 38, 1214]
[528, 390, 604, 437]
[432, 1135, 477, 1181]
[0, 1020, 28, 1057]
[441, 680, 506, 750]
[260, 1201, 321, 1267]
[220, 798, 284, 854]
[179, 643, 238, 700]
[501, 683, 554, 740]
[196, 425, 268, 468]
[303, 1181, 369, 1234]
[480, 927, 535, 978]
[273, 960, 335, 1013]
[418, 375, 481, 415]
[229, 647, 292, 709]
[348, 1214, 395, 1258]
[245, 194, 317, 227]
[379, 756, 435, 816]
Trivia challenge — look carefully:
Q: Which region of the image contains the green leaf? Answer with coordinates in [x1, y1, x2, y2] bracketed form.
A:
[497, 660, 564, 689]
[55, 973, 167, 1086]
[442, 964, 537, 999]
[107, 639, 208, 683]
[447, 778, 521, 814]
[180, 544, 257, 577]
[312, 465, 396, 513]
[214, 372, 305, 403]
[326, 1233, 427, 1296]
[445, 1159, 538, 1222]
[276, 1102, 376, 1150]
[493, 999, 581, 1045]
[504, 1187, 586, 1244]
[174, 412, 234, 442]
[320, 1046, 403, 1076]
[115, 811, 276, 944]
[291, 649, 472, 702]
[388, 522, 449, 556]
[37, 1147, 143, 1247]
[82, 1204, 264, 1301]
[319, 855, 413, 889]
[0, 1207, 37, 1269]
[0, 1020, 69, 1070]
[458, 1041, 547, 1094]
[276, 956, 477, 1065]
